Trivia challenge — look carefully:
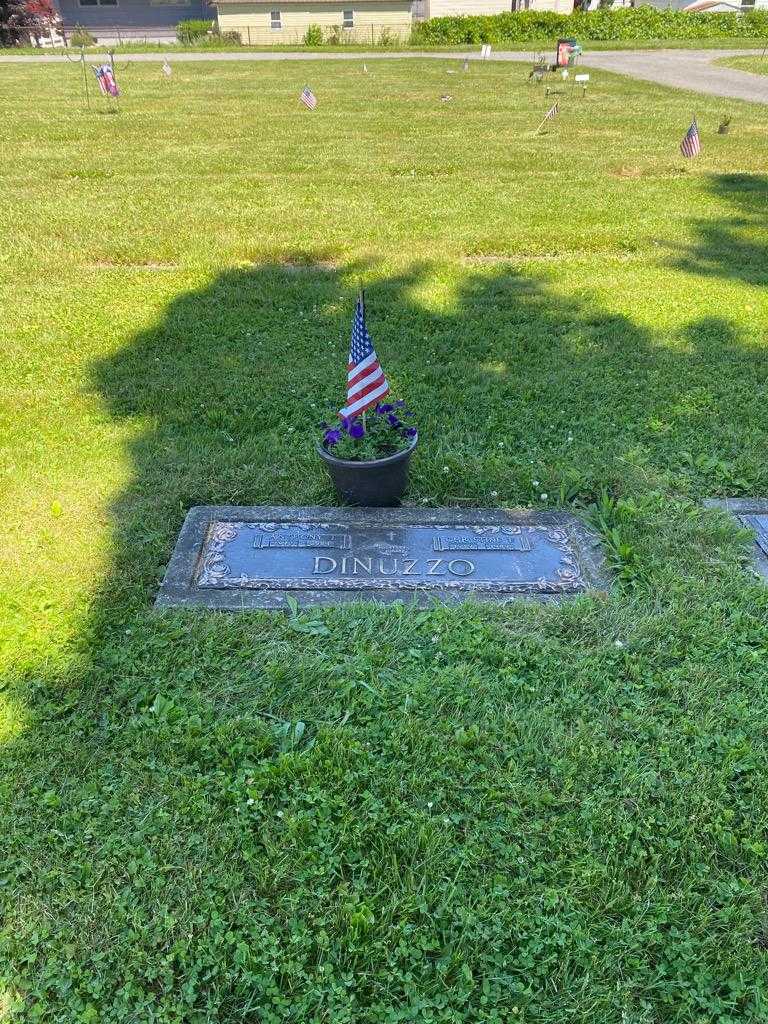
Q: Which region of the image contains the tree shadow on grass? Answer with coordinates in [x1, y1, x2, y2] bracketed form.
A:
[672, 173, 768, 286]
[91, 256, 768, 617]
[2, 258, 768, 1021]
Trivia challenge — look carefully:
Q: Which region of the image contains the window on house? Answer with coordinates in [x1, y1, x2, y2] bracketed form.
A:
[78, 0, 119, 6]
[343, 8, 354, 26]
[270, 9, 281, 28]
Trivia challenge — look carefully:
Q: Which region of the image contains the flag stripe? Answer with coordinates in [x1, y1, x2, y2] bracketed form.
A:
[348, 362, 382, 395]
[340, 380, 390, 419]
[347, 353, 378, 383]
[348, 370, 387, 403]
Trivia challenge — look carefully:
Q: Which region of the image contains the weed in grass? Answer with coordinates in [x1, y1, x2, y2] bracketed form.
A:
[587, 491, 644, 584]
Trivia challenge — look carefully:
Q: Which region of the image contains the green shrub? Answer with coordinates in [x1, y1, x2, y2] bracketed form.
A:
[189, 28, 242, 46]
[325, 24, 343, 44]
[303, 23, 323, 45]
[378, 26, 397, 47]
[176, 18, 214, 44]
[69, 24, 95, 47]
[411, 7, 768, 45]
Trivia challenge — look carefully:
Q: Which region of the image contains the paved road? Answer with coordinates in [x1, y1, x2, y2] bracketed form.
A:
[2, 46, 766, 103]
[580, 48, 768, 104]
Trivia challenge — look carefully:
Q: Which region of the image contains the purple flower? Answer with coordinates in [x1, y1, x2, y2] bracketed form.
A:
[340, 416, 351, 432]
[387, 413, 400, 427]
[376, 403, 394, 414]
[324, 428, 342, 447]
[405, 427, 417, 437]
[348, 421, 365, 439]
[395, 400, 406, 408]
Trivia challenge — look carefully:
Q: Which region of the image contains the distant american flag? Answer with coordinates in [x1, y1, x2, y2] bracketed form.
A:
[544, 101, 559, 122]
[339, 293, 390, 420]
[680, 118, 701, 158]
[300, 86, 317, 110]
[93, 64, 119, 97]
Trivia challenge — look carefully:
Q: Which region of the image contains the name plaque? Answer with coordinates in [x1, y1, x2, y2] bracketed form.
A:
[156, 507, 608, 610]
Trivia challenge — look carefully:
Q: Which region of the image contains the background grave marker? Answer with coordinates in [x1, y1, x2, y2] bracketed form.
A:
[705, 499, 768, 580]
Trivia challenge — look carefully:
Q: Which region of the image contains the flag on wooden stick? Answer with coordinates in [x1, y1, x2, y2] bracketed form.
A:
[680, 118, 701, 158]
[543, 101, 559, 122]
[536, 101, 559, 134]
[162, 59, 172, 77]
[339, 293, 390, 420]
[300, 86, 317, 110]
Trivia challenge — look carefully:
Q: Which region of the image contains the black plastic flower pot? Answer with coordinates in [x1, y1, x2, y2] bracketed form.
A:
[317, 434, 418, 507]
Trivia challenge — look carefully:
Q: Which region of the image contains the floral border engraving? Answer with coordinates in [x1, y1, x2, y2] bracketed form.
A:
[198, 522, 242, 587]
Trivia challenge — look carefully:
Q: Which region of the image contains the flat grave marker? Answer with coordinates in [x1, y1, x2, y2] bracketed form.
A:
[156, 506, 609, 610]
[705, 498, 768, 580]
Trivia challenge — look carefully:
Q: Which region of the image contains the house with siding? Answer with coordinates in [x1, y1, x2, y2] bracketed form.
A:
[53, 0, 212, 40]
[214, 0, 573, 43]
[213, 0, 412, 43]
[53, 0, 575, 44]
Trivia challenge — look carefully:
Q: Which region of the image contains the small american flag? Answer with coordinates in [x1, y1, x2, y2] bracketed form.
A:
[93, 64, 119, 97]
[544, 101, 559, 122]
[300, 86, 317, 110]
[162, 59, 172, 78]
[339, 293, 390, 420]
[680, 118, 701, 158]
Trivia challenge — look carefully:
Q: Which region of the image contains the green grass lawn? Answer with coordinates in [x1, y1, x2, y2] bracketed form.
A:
[2, 58, 768, 1022]
[717, 53, 768, 74]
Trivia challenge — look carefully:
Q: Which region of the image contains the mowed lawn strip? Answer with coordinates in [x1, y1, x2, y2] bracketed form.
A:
[716, 54, 768, 75]
[1, 59, 768, 1022]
